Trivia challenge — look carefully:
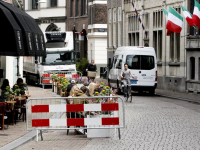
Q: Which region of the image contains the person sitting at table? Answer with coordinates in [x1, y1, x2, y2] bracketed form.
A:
[13, 78, 28, 91]
[1, 79, 10, 100]
[66, 79, 76, 96]
[87, 82, 98, 97]
[94, 81, 101, 93]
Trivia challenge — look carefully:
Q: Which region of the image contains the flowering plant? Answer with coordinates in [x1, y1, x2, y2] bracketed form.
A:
[12, 85, 21, 96]
[3, 86, 13, 98]
[51, 73, 59, 81]
[60, 78, 69, 90]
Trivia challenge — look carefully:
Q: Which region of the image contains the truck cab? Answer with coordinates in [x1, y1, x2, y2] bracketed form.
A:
[23, 31, 77, 87]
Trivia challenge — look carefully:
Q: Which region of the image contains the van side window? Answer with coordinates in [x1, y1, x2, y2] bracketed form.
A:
[141, 55, 154, 70]
[126, 55, 140, 69]
[126, 55, 155, 70]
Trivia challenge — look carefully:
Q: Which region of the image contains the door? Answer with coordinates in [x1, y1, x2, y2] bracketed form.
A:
[139, 54, 156, 86]
[126, 55, 140, 86]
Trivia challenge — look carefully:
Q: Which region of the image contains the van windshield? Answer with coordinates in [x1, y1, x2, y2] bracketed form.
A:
[126, 55, 155, 70]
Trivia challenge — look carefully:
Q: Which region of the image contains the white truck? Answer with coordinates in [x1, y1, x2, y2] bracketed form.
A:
[23, 31, 77, 87]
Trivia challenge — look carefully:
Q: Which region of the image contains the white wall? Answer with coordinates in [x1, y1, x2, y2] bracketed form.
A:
[88, 36, 107, 65]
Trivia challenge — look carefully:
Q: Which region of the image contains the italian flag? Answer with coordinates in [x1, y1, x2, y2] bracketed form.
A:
[181, 5, 195, 26]
[162, 7, 173, 36]
[192, 0, 200, 28]
[166, 6, 183, 34]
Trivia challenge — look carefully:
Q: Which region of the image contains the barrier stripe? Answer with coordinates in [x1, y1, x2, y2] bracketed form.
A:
[101, 103, 119, 111]
[102, 117, 119, 125]
[66, 104, 84, 112]
[49, 105, 66, 112]
[32, 105, 49, 113]
[31, 104, 119, 113]
[50, 119, 67, 127]
[84, 104, 101, 111]
[32, 119, 49, 127]
[67, 118, 84, 126]
[32, 118, 120, 127]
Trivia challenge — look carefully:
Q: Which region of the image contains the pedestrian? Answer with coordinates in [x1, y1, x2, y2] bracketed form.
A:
[88, 82, 98, 97]
[121, 63, 134, 97]
[86, 60, 97, 81]
[66, 79, 76, 96]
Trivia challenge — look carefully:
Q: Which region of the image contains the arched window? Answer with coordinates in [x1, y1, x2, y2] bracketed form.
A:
[190, 57, 195, 80]
[45, 23, 58, 32]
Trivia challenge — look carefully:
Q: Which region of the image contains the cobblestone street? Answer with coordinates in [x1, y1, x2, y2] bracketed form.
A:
[15, 92, 200, 150]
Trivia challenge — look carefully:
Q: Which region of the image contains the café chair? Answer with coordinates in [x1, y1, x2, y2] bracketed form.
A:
[0, 102, 6, 131]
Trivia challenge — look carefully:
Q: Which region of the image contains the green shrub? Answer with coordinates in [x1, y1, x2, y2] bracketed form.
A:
[76, 58, 88, 76]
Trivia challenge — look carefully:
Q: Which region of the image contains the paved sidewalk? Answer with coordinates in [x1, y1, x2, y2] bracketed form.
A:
[156, 89, 200, 103]
[0, 86, 56, 148]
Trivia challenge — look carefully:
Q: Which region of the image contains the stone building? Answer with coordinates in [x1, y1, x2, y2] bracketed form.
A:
[66, 0, 108, 75]
[25, 0, 66, 34]
[107, 0, 123, 64]
[186, 0, 200, 94]
[108, 0, 189, 93]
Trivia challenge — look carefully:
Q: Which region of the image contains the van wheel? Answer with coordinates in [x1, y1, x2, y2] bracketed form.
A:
[149, 89, 155, 96]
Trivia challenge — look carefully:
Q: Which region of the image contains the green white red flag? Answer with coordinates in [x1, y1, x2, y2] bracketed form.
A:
[162, 7, 172, 36]
[181, 5, 195, 26]
[166, 6, 183, 35]
[192, 0, 200, 28]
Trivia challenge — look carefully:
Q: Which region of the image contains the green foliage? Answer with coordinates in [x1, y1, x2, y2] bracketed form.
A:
[76, 58, 88, 75]
[3, 86, 13, 98]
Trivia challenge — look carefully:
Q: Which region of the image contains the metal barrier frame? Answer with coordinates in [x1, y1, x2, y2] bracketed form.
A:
[26, 96, 125, 141]
[42, 71, 83, 88]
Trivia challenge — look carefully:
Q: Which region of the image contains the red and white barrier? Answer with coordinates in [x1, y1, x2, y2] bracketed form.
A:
[32, 117, 119, 127]
[32, 103, 119, 113]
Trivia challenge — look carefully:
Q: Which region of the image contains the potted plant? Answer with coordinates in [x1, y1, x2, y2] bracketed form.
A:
[3, 86, 13, 101]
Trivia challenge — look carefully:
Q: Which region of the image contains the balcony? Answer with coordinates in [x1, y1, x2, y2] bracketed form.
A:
[186, 36, 200, 50]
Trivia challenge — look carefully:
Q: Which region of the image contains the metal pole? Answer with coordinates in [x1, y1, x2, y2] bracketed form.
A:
[36, 129, 38, 142]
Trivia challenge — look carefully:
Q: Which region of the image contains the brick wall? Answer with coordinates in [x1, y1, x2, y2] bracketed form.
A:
[94, 4, 107, 24]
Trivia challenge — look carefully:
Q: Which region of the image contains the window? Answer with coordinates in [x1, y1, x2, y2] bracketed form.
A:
[32, 0, 38, 9]
[90, 5, 93, 24]
[118, 7, 122, 47]
[128, 15, 139, 46]
[115, 55, 123, 69]
[169, 7, 181, 62]
[75, 0, 79, 16]
[44, 52, 75, 65]
[153, 10, 163, 28]
[113, 8, 116, 47]
[112, 55, 118, 69]
[108, 9, 112, 47]
[70, 0, 74, 17]
[190, 57, 195, 80]
[51, 0, 57, 7]
[81, 0, 87, 16]
[126, 55, 155, 70]
[153, 30, 162, 61]
[126, 55, 140, 70]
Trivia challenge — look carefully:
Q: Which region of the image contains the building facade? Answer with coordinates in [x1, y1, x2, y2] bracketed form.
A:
[107, 0, 123, 64]
[25, 0, 66, 35]
[115, 0, 188, 93]
[66, 0, 108, 75]
[186, 0, 200, 94]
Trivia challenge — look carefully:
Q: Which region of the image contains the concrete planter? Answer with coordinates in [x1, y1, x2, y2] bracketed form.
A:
[87, 115, 111, 138]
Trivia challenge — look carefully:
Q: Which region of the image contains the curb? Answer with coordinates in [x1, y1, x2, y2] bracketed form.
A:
[155, 93, 200, 104]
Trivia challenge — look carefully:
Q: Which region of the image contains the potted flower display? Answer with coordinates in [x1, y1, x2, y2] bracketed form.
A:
[2, 86, 13, 101]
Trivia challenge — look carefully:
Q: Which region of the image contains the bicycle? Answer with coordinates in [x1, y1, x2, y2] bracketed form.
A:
[121, 78, 132, 103]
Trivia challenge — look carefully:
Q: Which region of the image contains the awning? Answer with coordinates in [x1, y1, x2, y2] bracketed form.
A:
[0, 1, 46, 56]
[0, 4, 25, 56]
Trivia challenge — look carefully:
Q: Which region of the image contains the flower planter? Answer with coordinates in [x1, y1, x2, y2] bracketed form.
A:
[87, 115, 111, 138]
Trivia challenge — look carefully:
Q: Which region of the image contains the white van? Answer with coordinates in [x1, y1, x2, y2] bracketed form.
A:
[108, 46, 157, 95]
